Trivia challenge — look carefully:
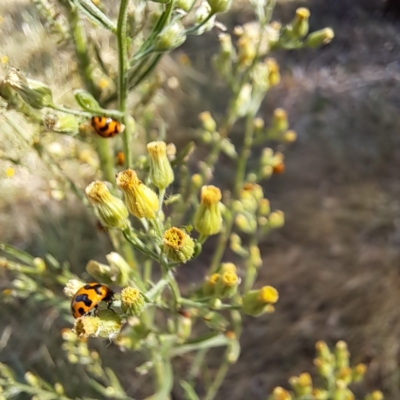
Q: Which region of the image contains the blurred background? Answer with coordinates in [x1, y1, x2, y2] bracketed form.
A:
[1, 0, 400, 399]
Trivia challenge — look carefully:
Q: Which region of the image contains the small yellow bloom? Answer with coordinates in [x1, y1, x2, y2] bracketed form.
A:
[306, 28, 334, 48]
[272, 108, 289, 132]
[220, 262, 236, 274]
[292, 7, 310, 39]
[284, 130, 297, 143]
[194, 185, 222, 237]
[199, 111, 217, 133]
[5, 167, 14, 178]
[215, 271, 239, 298]
[242, 285, 279, 316]
[265, 58, 280, 86]
[116, 169, 159, 219]
[1, 56, 9, 64]
[203, 273, 221, 296]
[121, 287, 145, 316]
[85, 181, 129, 229]
[353, 363, 367, 382]
[147, 141, 174, 190]
[163, 227, 195, 264]
[272, 386, 292, 400]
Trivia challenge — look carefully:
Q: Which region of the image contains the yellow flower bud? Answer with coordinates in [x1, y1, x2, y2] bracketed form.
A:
[4, 68, 54, 109]
[249, 245, 262, 268]
[215, 271, 239, 298]
[315, 340, 332, 362]
[352, 363, 367, 382]
[235, 213, 257, 234]
[292, 8, 310, 39]
[163, 227, 195, 264]
[154, 22, 186, 51]
[207, 0, 232, 14]
[306, 28, 334, 49]
[337, 366, 352, 385]
[269, 210, 285, 229]
[121, 287, 145, 316]
[194, 185, 222, 237]
[220, 262, 236, 274]
[333, 379, 347, 400]
[147, 141, 174, 190]
[272, 386, 292, 400]
[242, 285, 279, 316]
[314, 357, 332, 379]
[85, 181, 129, 229]
[199, 111, 217, 133]
[258, 198, 270, 216]
[177, 315, 192, 342]
[175, 0, 196, 12]
[284, 130, 297, 143]
[335, 340, 350, 369]
[265, 58, 281, 87]
[365, 391, 384, 400]
[116, 169, 159, 220]
[240, 182, 264, 213]
[203, 274, 220, 297]
[25, 372, 40, 388]
[313, 388, 329, 400]
[272, 108, 289, 133]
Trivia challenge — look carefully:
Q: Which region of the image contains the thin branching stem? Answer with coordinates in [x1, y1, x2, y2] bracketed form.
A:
[117, 0, 132, 168]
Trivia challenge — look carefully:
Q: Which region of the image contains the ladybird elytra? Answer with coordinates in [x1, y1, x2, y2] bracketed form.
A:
[71, 282, 114, 319]
[91, 116, 122, 138]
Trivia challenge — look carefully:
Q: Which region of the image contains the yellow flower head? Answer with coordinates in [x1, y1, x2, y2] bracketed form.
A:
[147, 141, 174, 190]
[121, 287, 145, 316]
[216, 271, 239, 298]
[242, 285, 279, 316]
[203, 273, 221, 296]
[163, 227, 195, 264]
[194, 185, 222, 237]
[116, 169, 159, 219]
[85, 181, 129, 229]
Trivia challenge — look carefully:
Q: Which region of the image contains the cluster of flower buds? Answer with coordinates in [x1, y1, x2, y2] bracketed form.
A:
[269, 341, 384, 400]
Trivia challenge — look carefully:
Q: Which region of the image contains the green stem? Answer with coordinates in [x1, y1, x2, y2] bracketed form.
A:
[117, 0, 132, 168]
[203, 358, 230, 400]
[145, 278, 169, 301]
[95, 137, 115, 184]
[234, 111, 255, 196]
[208, 213, 234, 275]
[66, 4, 100, 99]
[167, 270, 181, 311]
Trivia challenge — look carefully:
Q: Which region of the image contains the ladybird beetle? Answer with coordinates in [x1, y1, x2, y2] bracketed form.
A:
[91, 116, 122, 138]
[71, 282, 114, 319]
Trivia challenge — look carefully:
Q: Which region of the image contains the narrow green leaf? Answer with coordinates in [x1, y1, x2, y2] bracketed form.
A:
[72, 0, 117, 33]
[74, 90, 102, 112]
[0, 242, 35, 266]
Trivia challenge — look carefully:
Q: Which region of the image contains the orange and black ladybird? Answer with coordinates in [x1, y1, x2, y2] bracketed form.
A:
[71, 282, 114, 319]
[91, 116, 122, 138]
